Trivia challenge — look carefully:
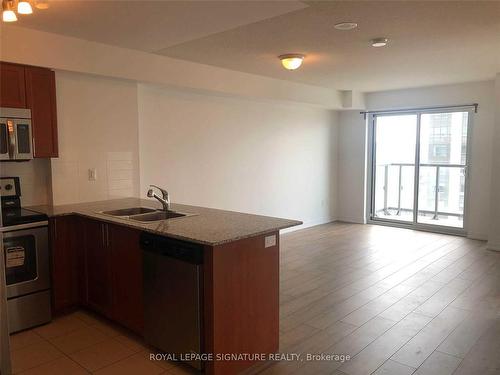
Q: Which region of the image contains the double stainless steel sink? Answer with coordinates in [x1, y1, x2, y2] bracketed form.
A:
[103, 207, 156, 216]
[100, 207, 193, 222]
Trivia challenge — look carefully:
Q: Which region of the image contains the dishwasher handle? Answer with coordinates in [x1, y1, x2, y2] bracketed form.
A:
[140, 232, 204, 265]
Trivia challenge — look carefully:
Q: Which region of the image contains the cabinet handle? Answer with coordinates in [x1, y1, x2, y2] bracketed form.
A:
[101, 224, 105, 247]
[106, 225, 110, 247]
[53, 218, 57, 239]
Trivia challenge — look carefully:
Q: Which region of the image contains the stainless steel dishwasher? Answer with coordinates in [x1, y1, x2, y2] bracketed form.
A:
[141, 232, 204, 370]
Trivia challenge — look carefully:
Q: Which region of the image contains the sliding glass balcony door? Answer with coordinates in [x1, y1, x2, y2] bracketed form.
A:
[369, 109, 471, 233]
[372, 114, 417, 223]
[417, 112, 469, 228]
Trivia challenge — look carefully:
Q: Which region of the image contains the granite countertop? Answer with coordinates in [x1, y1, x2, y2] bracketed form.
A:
[27, 198, 302, 246]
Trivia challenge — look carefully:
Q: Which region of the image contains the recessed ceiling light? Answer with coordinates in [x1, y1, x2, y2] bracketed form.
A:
[371, 37, 389, 47]
[334, 22, 358, 31]
[278, 54, 305, 71]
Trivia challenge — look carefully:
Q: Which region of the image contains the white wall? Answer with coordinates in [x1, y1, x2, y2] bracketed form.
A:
[0, 159, 52, 206]
[488, 74, 500, 250]
[337, 111, 367, 223]
[138, 85, 338, 228]
[50, 71, 140, 205]
[337, 81, 496, 240]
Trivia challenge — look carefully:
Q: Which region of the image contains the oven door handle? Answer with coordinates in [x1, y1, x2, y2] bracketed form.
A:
[0, 221, 48, 232]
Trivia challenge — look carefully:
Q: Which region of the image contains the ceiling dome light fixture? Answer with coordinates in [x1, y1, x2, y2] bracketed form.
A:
[17, 0, 33, 14]
[371, 37, 389, 47]
[2, 0, 17, 21]
[279, 54, 305, 71]
[334, 22, 358, 31]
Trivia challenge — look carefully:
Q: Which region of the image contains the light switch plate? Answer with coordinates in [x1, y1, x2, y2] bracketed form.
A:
[88, 168, 97, 181]
[265, 235, 277, 248]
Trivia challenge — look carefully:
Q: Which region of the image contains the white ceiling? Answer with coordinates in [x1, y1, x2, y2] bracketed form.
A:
[10, 1, 307, 52]
[8, 0, 500, 92]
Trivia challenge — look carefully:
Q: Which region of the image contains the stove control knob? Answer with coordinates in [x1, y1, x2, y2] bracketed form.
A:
[5, 184, 13, 190]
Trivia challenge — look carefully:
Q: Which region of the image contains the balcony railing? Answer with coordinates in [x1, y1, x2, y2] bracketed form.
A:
[376, 163, 465, 221]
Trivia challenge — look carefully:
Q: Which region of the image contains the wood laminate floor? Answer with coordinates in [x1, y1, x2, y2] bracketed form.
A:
[10, 223, 500, 375]
[248, 222, 500, 375]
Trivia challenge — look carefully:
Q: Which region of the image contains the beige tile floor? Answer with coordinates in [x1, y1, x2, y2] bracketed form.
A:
[9, 310, 197, 374]
[9, 223, 500, 375]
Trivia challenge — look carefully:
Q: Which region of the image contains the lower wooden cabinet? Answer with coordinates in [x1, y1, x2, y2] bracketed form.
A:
[50, 216, 79, 314]
[74, 216, 87, 308]
[83, 218, 112, 317]
[108, 224, 144, 334]
[50, 217, 144, 335]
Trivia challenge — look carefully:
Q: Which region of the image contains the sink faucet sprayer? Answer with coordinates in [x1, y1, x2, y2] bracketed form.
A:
[147, 185, 170, 211]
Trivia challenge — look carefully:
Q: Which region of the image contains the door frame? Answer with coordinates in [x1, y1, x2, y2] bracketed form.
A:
[366, 107, 475, 236]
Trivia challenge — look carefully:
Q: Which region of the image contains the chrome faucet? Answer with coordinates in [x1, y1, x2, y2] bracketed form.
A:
[147, 185, 170, 211]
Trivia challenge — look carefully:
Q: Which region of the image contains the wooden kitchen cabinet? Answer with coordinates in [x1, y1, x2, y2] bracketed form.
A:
[78, 218, 144, 333]
[74, 216, 88, 307]
[50, 216, 145, 333]
[83, 218, 113, 317]
[0, 62, 27, 108]
[49, 210, 284, 373]
[25, 66, 59, 157]
[0, 61, 59, 157]
[50, 215, 79, 314]
[108, 224, 144, 335]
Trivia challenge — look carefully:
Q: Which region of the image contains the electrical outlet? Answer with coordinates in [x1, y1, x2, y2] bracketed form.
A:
[265, 235, 277, 248]
[88, 168, 97, 181]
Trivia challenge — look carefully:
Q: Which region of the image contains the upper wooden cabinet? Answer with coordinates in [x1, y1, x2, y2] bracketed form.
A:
[0, 63, 27, 108]
[0, 62, 59, 158]
[25, 66, 59, 157]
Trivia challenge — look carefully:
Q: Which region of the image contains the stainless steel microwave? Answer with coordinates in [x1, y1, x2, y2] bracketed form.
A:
[0, 107, 33, 161]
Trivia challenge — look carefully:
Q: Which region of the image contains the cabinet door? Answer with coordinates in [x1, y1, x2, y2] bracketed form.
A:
[84, 219, 112, 317]
[75, 216, 88, 307]
[0, 63, 26, 108]
[109, 224, 144, 335]
[25, 66, 58, 158]
[50, 216, 78, 314]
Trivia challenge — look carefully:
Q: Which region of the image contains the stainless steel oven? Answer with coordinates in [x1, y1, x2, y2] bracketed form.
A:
[4, 223, 50, 298]
[0, 107, 33, 161]
[2, 222, 51, 333]
[1, 176, 51, 333]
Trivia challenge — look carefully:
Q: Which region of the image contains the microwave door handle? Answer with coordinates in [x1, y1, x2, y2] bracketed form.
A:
[30, 121, 34, 157]
[0, 120, 10, 159]
[7, 120, 16, 159]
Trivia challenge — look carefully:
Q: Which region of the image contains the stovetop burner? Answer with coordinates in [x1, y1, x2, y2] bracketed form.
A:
[2, 207, 48, 227]
[1, 176, 48, 227]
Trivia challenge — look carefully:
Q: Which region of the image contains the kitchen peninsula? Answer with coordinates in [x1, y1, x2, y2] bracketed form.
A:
[29, 198, 301, 375]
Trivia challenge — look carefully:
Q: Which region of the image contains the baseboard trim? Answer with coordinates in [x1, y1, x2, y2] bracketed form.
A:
[487, 241, 500, 251]
[467, 232, 488, 241]
[335, 217, 366, 225]
[280, 217, 337, 234]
